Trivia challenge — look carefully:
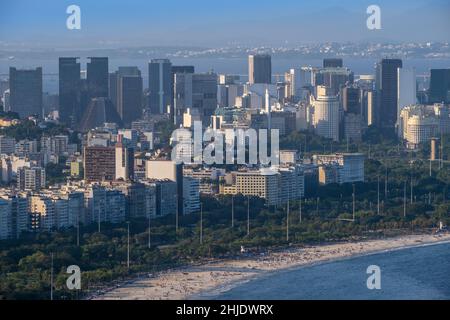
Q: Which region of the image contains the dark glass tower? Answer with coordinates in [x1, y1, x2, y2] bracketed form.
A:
[248, 54, 271, 84]
[148, 59, 172, 114]
[114, 67, 143, 126]
[59, 57, 81, 127]
[323, 58, 343, 68]
[87, 57, 109, 98]
[376, 58, 402, 131]
[9, 67, 42, 118]
[429, 69, 450, 104]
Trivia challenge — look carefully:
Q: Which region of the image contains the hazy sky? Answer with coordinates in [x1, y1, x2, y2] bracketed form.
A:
[1, 0, 449, 48]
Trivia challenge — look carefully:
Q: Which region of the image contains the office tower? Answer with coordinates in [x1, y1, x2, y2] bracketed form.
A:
[78, 97, 122, 132]
[9, 67, 42, 118]
[17, 167, 46, 191]
[397, 68, 417, 132]
[376, 58, 403, 130]
[171, 66, 195, 75]
[217, 83, 244, 108]
[110, 67, 143, 126]
[59, 57, 81, 126]
[218, 74, 240, 85]
[429, 69, 450, 104]
[148, 59, 172, 114]
[83, 145, 116, 182]
[342, 86, 361, 114]
[87, 57, 109, 98]
[173, 73, 218, 124]
[248, 54, 272, 84]
[115, 135, 134, 181]
[284, 67, 313, 102]
[314, 67, 353, 95]
[342, 86, 363, 142]
[311, 86, 340, 142]
[323, 58, 343, 68]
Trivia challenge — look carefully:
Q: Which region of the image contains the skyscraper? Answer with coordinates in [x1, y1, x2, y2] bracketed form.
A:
[87, 57, 109, 98]
[148, 59, 172, 114]
[341, 86, 361, 114]
[110, 67, 143, 126]
[311, 86, 340, 142]
[323, 58, 343, 68]
[376, 58, 403, 130]
[173, 72, 217, 124]
[59, 57, 81, 126]
[429, 69, 450, 104]
[248, 54, 271, 84]
[397, 68, 417, 130]
[9, 67, 42, 118]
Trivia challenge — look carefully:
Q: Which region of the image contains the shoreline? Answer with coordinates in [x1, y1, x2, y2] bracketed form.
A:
[93, 232, 450, 300]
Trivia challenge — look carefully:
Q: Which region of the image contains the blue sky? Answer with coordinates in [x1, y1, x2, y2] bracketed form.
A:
[1, 0, 449, 48]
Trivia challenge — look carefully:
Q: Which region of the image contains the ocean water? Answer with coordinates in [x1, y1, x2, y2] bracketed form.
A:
[212, 242, 450, 300]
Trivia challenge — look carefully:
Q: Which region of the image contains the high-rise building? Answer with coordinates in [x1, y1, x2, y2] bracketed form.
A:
[148, 59, 172, 114]
[313, 67, 353, 95]
[83, 146, 116, 182]
[397, 68, 417, 129]
[115, 135, 134, 181]
[341, 86, 361, 114]
[9, 67, 43, 118]
[17, 167, 46, 191]
[110, 67, 143, 126]
[171, 66, 195, 75]
[173, 73, 218, 124]
[87, 57, 109, 98]
[311, 86, 340, 141]
[429, 69, 450, 104]
[146, 160, 183, 215]
[248, 54, 271, 84]
[59, 57, 81, 126]
[376, 58, 403, 130]
[323, 58, 343, 68]
[183, 176, 200, 214]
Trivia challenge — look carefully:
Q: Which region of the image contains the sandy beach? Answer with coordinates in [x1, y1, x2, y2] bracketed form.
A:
[93, 232, 450, 300]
